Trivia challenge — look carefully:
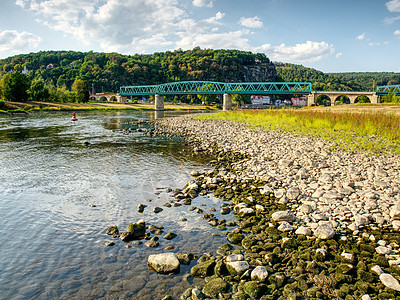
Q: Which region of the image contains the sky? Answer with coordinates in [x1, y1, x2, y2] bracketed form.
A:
[0, 0, 400, 73]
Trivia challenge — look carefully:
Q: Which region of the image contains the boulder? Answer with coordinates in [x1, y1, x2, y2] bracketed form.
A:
[120, 220, 146, 242]
[380, 273, 400, 291]
[148, 253, 180, 274]
[191, 260, 215, 277]
[226, 260, 249, 275]
[271, 210, 295, 222]
[313, 223, 335, 239]
[106, 225, 119, 237]
[202, 278, 229, 298]
[251, 266, 268, 282]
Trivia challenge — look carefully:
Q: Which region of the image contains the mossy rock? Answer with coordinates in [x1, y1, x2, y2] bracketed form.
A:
[241, 236, 255, 250]
[355, 280, 370, 293]
[282, 238, 297, 249]
[336, 263, 354, 275]
[359, 243, 375, 253]
[219, 243, 233, 252]
[227, 232, 244, 244]
[357, 269, 374, 282]
[268, 272, 286, 288]
[202, 277, 230, 298]
[242, 281, 267, 299]
[214, 260, 228, 276]
[191, 260, 215, 277]
[265, 226, 280, 238]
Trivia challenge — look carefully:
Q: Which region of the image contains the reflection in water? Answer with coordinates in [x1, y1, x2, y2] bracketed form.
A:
[0, 111, 230, 300]
[154, 110, 165, 119]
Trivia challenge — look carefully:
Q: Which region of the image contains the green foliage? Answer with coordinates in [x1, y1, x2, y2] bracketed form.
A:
[276, 62, 400, 92]
[28, 78, 49, 102]
[381, 93, 400, 103]
[71, 79, 89, 103]
[4, 72, 30, 102]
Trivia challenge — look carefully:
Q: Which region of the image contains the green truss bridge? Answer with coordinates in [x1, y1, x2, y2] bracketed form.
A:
[376, 85, 400, 95]
[119, 81, 312, 110]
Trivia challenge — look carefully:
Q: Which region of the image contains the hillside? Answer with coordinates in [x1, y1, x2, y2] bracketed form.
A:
[276, 62, 400, 92]
[0, 48, 276, 93]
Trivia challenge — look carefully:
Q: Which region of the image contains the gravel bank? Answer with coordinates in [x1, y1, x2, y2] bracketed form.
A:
[155, 115, 400, 299]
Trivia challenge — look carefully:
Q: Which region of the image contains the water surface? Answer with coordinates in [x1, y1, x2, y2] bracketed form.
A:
[0, 111, 231, 299]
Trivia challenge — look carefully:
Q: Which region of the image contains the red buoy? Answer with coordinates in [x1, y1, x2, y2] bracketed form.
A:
[71, 112, 78, 121]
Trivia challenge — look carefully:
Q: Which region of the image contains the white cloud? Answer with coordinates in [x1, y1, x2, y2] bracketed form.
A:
[192, 0, 213, 8]
[356, 33, 366, 40]
[0, 30, 42, 54]
[176, 30, 250, 50]
[368, 41, 381, 46]
[205, 11, 225, 24]
[239, 16, 263, 28]
[256, 41, 335, 63]
[386, 0, 400, 12]
[395, 29, 400, 35]
[384, 15, 400, 24]
[336, 52, 343, 58]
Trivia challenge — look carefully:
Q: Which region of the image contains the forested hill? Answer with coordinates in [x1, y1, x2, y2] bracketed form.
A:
[276, 62, 400, 92]
[0, 48, 275, 93]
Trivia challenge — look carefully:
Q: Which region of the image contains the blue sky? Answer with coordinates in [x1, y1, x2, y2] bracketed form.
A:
[0, 0, 399, 72]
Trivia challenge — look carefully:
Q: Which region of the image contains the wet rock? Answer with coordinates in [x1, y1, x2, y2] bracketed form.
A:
[105, 241, 115, 246]
[202, 278, 229, 298]
[120, 220, 146, 242]
[164, 232, 177, 240]
[227, 233, 244, 244]
[145, 237, 159, 248]
[106, 225, 119, 237]
[191, 260, 215, 277]
[148, 252, 180, 274]
[220, 207, 231, 215]
[242, 281, 267, 299]
[137, 204, 147, 213]
[153, 207, 163, 213]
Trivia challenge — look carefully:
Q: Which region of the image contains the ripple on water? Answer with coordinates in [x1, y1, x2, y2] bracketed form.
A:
[0, 111, 230, 299]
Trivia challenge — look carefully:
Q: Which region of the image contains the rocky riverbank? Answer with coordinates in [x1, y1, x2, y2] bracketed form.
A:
[153, 114, 400, 299]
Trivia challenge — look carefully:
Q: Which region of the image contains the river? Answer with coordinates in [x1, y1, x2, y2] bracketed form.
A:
[0, 111, 231, 299]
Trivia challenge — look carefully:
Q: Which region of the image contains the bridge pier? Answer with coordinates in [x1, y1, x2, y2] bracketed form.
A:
[155, 94, 164, 111]
[223, 93, 232, 111]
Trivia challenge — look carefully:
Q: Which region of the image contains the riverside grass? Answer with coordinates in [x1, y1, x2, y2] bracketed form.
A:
[197, 109, 400, 155]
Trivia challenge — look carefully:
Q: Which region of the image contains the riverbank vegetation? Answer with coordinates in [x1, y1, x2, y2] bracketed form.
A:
[198, 108, 400, 155]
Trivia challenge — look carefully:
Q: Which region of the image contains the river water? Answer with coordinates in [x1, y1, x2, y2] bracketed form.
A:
[0, 111, 231, 299]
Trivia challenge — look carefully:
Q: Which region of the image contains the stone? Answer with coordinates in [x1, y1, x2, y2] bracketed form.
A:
[106, 225, 119, 237]
[354, 214, 369, 227]
[226, 260, 249, 275]
[238, 207, 255, 217]
[145, 237, 159, 248]
[105, 241, 115, 246]
[376, 246, 391, 255]
[220, 207, 231, 214]
[226, 254, 244, 262]
[164, 232, 177, 240]
[191, 260, 215, 277]
[319, 173, 333, 183]
[242, 281, 267, 299]
[295, 226, 312, 236]
[277, 221, 293, 232]
[371, 265, 384, 275]
[227, 233, 244, 244]
[153, 207, 163, 213]
[380, 273, 400, 291]
[202, 278, 229, 298]
[287, 187, 301, 200]
[148, 253, 180, 274]
[313, 223, 335, 239]
[137, 204, 147, 213]
[120, 220, 146, 242]
[251, 266, 269, 282]
[271, 210, 295, 222]
[390, 200, 400, 220]
[361, 295, 372, 300]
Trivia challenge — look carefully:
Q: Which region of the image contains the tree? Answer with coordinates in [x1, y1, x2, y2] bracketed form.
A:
[71, 79, 89, 103]
[4, 72, 30, 102]
[0, 73, 11, 100]
[28, 78, 50, 102]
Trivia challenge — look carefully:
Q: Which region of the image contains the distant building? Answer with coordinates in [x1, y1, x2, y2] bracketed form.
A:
[251, 95, 271, 105]
[291, 97, 308, 107]
[22, 65, 28, 74]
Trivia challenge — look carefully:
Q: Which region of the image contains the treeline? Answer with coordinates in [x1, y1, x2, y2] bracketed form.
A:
[0, 48, 271, 100]
[276, 62, 400, 92]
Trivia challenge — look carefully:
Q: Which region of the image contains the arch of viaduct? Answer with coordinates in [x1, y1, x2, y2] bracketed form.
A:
[308, 91, 380, 106]
[89, 94, 120, 102]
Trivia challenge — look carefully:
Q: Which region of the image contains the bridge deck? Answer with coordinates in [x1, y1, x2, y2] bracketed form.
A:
[376, 85, 400, 95]
[120, 81, 312, 96]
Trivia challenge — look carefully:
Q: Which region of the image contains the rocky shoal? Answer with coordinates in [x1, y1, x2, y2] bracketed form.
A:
[152, 115, 400, 300]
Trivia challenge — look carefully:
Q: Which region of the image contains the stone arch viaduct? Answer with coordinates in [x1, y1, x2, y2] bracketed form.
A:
[307, 91, 380, 106]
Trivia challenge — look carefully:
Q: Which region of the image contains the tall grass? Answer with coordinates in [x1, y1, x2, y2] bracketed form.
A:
[198, 109, 400, 155]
